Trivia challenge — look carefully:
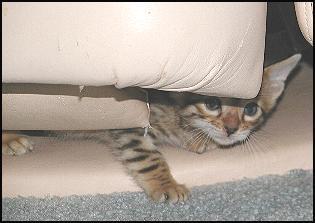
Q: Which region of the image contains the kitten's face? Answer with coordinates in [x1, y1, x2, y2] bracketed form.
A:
[187, 97, 265, 146]
[176, 54, 301, 147]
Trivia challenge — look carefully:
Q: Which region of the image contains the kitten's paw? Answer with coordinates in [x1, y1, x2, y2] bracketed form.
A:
[188, 145, 207, 154]
[2, 137, 33, 156]
[150, 182, 190, 204]
[188, 144, 217, 154]
[194, 146, 207, 154]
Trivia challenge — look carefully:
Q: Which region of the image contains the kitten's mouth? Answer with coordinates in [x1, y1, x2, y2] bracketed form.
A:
[192, 120, 251, 147]
[215, 139, 244, 148]
[208, 131, 250, 147]
[211, 136, 240, 146]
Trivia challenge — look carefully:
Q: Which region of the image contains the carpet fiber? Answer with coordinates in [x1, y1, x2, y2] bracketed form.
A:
[2, 169, 313, 221]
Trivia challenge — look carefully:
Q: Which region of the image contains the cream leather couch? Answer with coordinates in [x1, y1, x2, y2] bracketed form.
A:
[295, 2, 313, 46]
[2, 3, 313, 198]
[3, 2, 266, 130]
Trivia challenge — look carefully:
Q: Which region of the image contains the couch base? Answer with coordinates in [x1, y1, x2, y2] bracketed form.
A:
[2, 85, 149, 130]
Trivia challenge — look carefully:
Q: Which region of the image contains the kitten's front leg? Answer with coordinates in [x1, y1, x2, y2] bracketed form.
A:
[112, 130, 190, 203]
[2, 132, 33, 156]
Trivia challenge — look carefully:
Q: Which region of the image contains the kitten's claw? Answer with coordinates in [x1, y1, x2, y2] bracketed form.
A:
[2, 137, 33, 156]
[150, 182, 190, 204]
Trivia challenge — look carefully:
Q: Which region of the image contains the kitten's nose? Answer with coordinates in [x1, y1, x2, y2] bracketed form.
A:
[225, 126, 238, 136]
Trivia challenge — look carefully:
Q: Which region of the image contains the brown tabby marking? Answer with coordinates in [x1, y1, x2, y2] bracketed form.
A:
[2, 54, 301, 203]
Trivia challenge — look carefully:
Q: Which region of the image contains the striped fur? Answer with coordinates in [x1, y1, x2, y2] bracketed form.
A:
[2, 54, 301, 203]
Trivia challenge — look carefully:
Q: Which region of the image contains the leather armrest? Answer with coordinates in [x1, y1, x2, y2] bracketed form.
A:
[294, 2, 313, 46]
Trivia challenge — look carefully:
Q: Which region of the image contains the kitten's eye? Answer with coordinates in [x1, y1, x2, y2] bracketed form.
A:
[205, 97, 221, 111]
[244, 102, 258, 116]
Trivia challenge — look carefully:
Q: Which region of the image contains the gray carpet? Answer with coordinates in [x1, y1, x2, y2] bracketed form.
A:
[2, 169, 313, 221]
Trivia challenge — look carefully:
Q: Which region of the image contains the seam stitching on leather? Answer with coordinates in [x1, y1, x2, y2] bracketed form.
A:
[304, 2, 312, 44]
[138, 88, 151, 130]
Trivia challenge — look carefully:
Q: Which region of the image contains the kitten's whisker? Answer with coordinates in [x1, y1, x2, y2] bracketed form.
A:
[192, 128, 213, 152]
[192, 131, 207, 147]
[180, 121, 201, 132]
[187, 132, 205, 152]
[245, 136, 257, 160]
[185, 127, 203, 135]
[251, 131, 273, 156]
[246, 137, 253, 158]
[249, 135, 265, 155]
[185, 128, 203, 137]
[200, 131, 211, 152]
[240, 136, 248, 152]
[245, 137, 252, 156]
[183, 130, 203, 148]
[204, 131, 212, 149]
[181, 123, 194, 129]
[243, 137, 250, 155]
[255, 128, 273, 137]
[241, 136, 250, 154]
[250, 132, 273, 153]
[184, 132, 202, 146]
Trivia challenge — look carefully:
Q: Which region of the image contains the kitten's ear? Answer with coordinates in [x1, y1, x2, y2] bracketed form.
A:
[264, 54, 302, 82]
[260, 54, 301, 111]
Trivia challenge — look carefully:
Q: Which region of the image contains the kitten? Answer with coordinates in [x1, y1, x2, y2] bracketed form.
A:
[2, 54, 301, 203]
